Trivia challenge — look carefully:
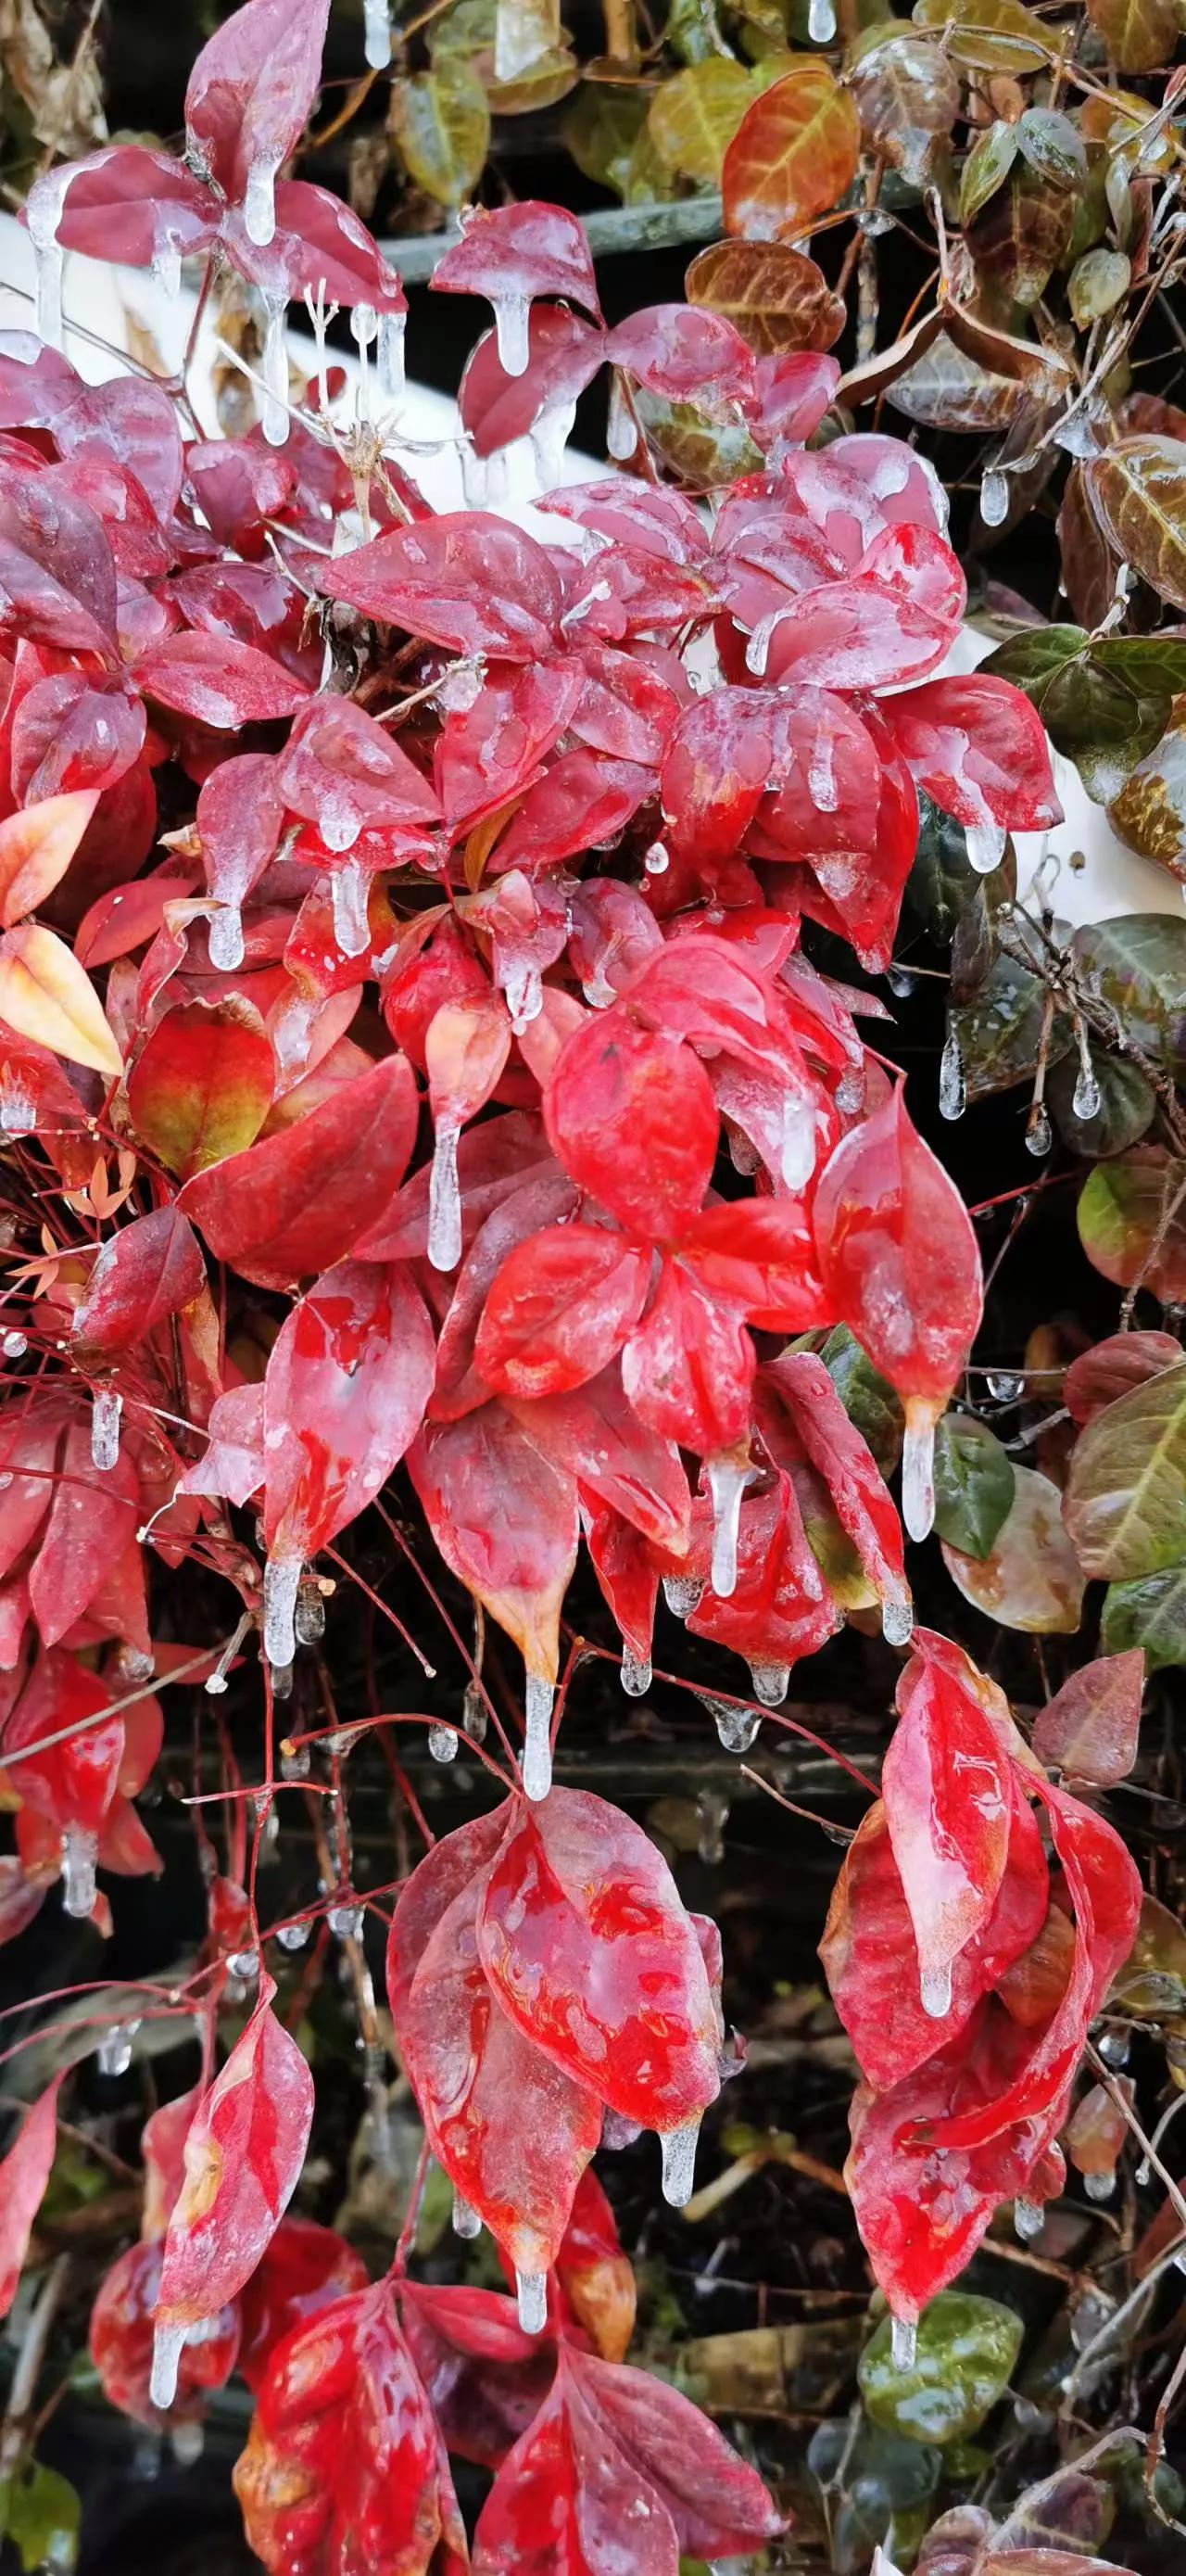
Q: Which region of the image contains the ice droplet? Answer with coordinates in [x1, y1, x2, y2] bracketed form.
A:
[530, 398, 577, 494]
[60, 1826, 97, 1919]
[890, 2316, 917, 2370]
[327, 1901, 364, 1938]
[276, 1919, 309, 1950]
[939, 1026, 965, 1123]
[1015, 2197, 1043, 2240]
[3, 1331, 27, 1359]
[877, 1580, 912, 1646]
[494, 292, 531, 378]
[902, 1412, 936, 1543]
[97, 2018, 140, 2077]
[522, 1674, 554, 1801]
[751, 1663, 789, 1707]
[460, 443, 488, 509]
[461, 1679, 487, 1744]
[779, 1098, 817, 1193]
[208, 901, 245, 972]
[920, 1961, 953, 2019]
[263, 1554, 301, 1670]
[1027, 1102, 1053, 1159]
[1098, 2027, 1130, 2068]
[377, 306, 406, 399]
[836, 1065, 864, 1114]
[428, 1123, 462, 1273]
[170, 2418, 204, 2468]
[1084, 2167, 1116, 2202]
[887, 965, 915, 998]
[987, 1370, 1023, 1402]
[91, 1388, 122, 1471]
[281, 1741, 311, 1783]
[965, 818, 1007, 875]
[245, 158, 280, 247]
[452, 2191, 482, 2239]
[260, 293, 290, 448]
[660, 2115, 700, 2208]
[227, 1949, 259, 1982]
[428, 1721, 458, 1764]
[745, 613, 780, 678]
[149, 2321, 186, 2413]
[979, 467, 1010, 527]
[150, 228, 183, 301]
[351, 302, 378, 420]
[620, 1648, 651, 1697]
[809, 0, 836, 32]
[515, 2269, 548, 2333]
[708, 1455, 748, 1599]
[1073, 1062, 1102, 1122]
[643, 840, 669, 876]
[606, 397, 638, 461]
[710, 1697, 761, 1752]
[331, 856, 371, 958]
[662, 1573, 703, 1619]
[601, 2106, 643, 2150]
[363, 0, 391, 68]
[502, 959, 543, 1034]
[698, 1788, 728, 1865]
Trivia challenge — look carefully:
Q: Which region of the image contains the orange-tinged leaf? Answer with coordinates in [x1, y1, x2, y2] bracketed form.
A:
[649, 57, 797, 189]
[0, 791, 100, 928]
[1031, 1651, 1144, 1786]
[0, 922, 122, 1076]
[127, 996, 275, 1180]
[912, 0, 1057, 73]
[685, 239, 845, 354]
[722, 67, 860, 244]
[1086, 0, 1178, 71]
[1085, 438, 1186, 615]
[0, 2076, 61, 2316]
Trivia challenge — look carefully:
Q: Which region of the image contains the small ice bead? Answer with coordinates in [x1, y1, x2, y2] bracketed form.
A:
[1073, 1062, 1102, 1122]
[750, 1663, 789, 1708]
[91, 1388, 122, 1471]
[808, 0, 836, 33]
[428, 1123, 462, 1273]
[890, 2316, 917, 2371]
[428, 1721, 458, 1764]
[295, 1583, 326, 1644]
[228, 1949, 259, 1982]
[97, 2018, 139, 2077]
[979, 467, 1010, 527]
[920, 1961, 953, 2020]
[744, 613, 779, 678]
[939, 1026, 965, 1123]
[620, 1647, 651, 1698]
[452, 2192, 482, 2240]
[494, 292, 531, 378]
[987, 1369, 1023, 1402]
[965, 818, 1007, 875]
[244, 158, 279, 249]
[150, 227, 183, 301]
[709, 1698, 761, 1753]
[515, 2269, 548, 2334]
[276, 1919, 310, 1950]
[643, 840, 669, 876]
[331, 856, 371, 958]
[521, 1674, 554, 1802]
[462, 1680, 487, 1744]
[170, 2419, 204, 2468]
[503, 959, 542, 1034]
[327, 1902, 364, 1938]
[780, 1098, 816, 1192]
[3, 1331, 26, 1358]
[530, 397, 577, 494]
[149, 2320, 187, 2413]
[660, 2115, 701, 2209]
[880, 1587, 914, 1647]
[60, 1827, 97, 1919]
[1027, 1102, 1053, 1159]
[606, 398, 637, 462]
[363, 0, 392, 69]
[1015, 2197, 1043, 2240]
[662, 1573, 703, 1620]
[707, 1455, 748, 1600]
[901, 1409, 936, 1543]
[208, 902, 245, 972]
[263, 1554, 301, 1671]
[1084, 2167, 1117, 2202]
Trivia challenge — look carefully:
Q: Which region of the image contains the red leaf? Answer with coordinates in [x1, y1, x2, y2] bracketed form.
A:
[435, 658, 584, 835]
[687, 1469, 840, 1681]
[660, 689, 779, 872]
[275, 693, 441, 839]
[91, 2237, 239, 2430]
[10, 672, 144, 805]
[408, 1402, 578, 1684]
[758, 1349, 907, 1618]
[73, 1207, 205, 1358]
[223, 181, 405, 313]
[0, 478, 117, 658]
[0, 790, 98, 928]
[554, 2170, 636, 2362]
[236, 2215, 369, 2395]
[435, 200, 601, 322]
[196, 754, 285, 967]
[876, 672, 1063, 838]
[608, 304, 756, 411]
[544, 480, 708, 567]
[0, 2076, 60, 2316]
[25, 146, 219, 270]
[459, 306, 606, 459]
[433, 1173, 579, 1421]
[569, 646, 681, 768]
[882, 1648, 1013, 2011]
[27, 1422, 139, 1647]
[508, 1364, 691, 1554]
[757, 572, 958, 691]
[1030, 1653, 1144, 1786]
[132, 633, 310, 727]
[151, 1981, 314, 2405]
[179, 1382, 266, 1508]
[401, 2278, 555, 2468]
[128, 996, 276, 1180]
[676, 1199, 832, 1332]
[545, 1009, 718, 1240]
[488, 747, 653, 880]
[476, 1224, 650, 1401]
[1064, 1330, 1182, 1423]
[185, 0, 330, 216]
[319, 514, 561, 662]
[622, 1255, 754, 1455]
[178, 1050, 418, 1289]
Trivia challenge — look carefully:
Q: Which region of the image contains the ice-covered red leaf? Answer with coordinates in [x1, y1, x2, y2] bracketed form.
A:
[73, 1208, 205, 1359]
[26, 147, 219, 271]
[319, 514, 561, 662]
[723, 66, 861, 242]
[434, 199, 601, 324]
[178, 1051, 417, 1288]
[877, 672, 1062, 841]
[508, 1364, 691, 1554]
[478, 1785, 722, 2138]
[0, 2076, 60, 2316]
[545, 1009, 718, 1241]
[401, 2278, 554, 2469]
[0, 791, 99, 928]
[151, 1982, 314, 2405]
[0, 479, 117, 658]
[1030, 1652, 1144, 1787]
[476, 1225, 650, 1401]
[622, 1255, 754, 1457]
[882, 1649, 1012, 2012]
[275, 694, 442, 844]
[460, 306, 606, 458]
[0, 924, 121, 1077]
[25, 1426, 138, 1646]
[608, 303, 755, 410]
[132, 633, 310, 729]
[759, 1350, 906, 1618]
[1065, 1330, 1183, 1424]
[757, 572, 958, 691]
[435, 659, 583, 834]
[10, 671, 144, 805]
[185, 0, 330, 223]
[196, 755, 284, 971]
[408, 1402, 578, 1683]
[236, 2215, 369, 2395]
[91, 2237, 239, 2430]
[555, 2171, 635, 2363]
[688, 1469, 841, 1678]
[224, 181, 405, 311]
[128, 996, 275, 1180]
[180, 1383, 266, 1508]
[660, 690, 778, 871]
[489, 749, 653, 880]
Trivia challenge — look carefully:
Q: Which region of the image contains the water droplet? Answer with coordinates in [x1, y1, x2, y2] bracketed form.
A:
[522, 1673, 554, 1801]
[276, 1920, 309, 1951]
[709, 1696, 761, 1753]
[1098, 2027, 1130, 2068]
[60, 1826, 97, 1919]
[808, 0, 837, 32]
[494, 292, 531, 378]
[281, 1743, 311, 1783]
[170, 2417, 204, 2468]
[363, 0, 391, 68]
[91, 1388, 122, 1471]
[809, 730, 839, 812]
[901, 1411, 936, 1543]
[890, 2316, 917, 2370]
[260, 292, 290, 448]
[227, 1949, 259, 1982]
[271, 1661, 294, 1700]
[965, 817, 1007, 876]
[836, 1065, 864, 1114]
[751, 1663, 790, 1707]
[881, 1588, 914, 1647]
[1027, 1102, 1053, 1159]
[620, 1648, 651, 1698]
[263, 1554, 301, 1671]
[979, 467, 1009, 527]
[707, 1455, 749, 1599]
[660, 2114, 701, 2208]
[920, 1961, 953, 2019]
[744, 613, 780, 678]
[939, 1025, 965, 1123]
[1084, 2167, 1116, 2202]
[515, 2268, 548, 2333]
[461, 1679, 487, 1744]
[149, 2321, 186, 2413]
[452, 2191, 482, 2240]
[428, 1721, 458, 1764]
[3, 1330, 26, 1359]
[662, 1573, 703, 1620]
[427, 1123, 462, 1274]
[1073, 1062, 1102, 1122]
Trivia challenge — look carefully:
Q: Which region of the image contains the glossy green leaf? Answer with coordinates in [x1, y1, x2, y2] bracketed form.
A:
[0, 2462, 80, 2573]
[953, 953, 1070, 1101]
[816, 1323, 904, 1477]
[808, 2411, 941, 2558]
[1068, 247, 1131, 326]
[932, 1413, 1016, 1558]
[1078, 1149, 1186, 1301]
[1015, 106, 1086, 190]
[942, 1466, 1086, 1633]
[1063, 1358, 1186, 1578]
[1102, 1564, 1186, 1674]
[859, 2293, 1024, 2446]
[1105, 704, 1186, 870]
[959, 121, 1019, 225]
[905, 792, 1016, 941]
[562, 84, 654, 198]
[978, 623, 1089, 703]
[1069, 916, 1186, 1072]
[388, 65, 491, 206]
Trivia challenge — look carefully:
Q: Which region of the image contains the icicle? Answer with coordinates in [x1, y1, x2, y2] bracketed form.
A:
[530, 398, 577, 494]
[522, 1673, 554, 1802]
[662, 1573, 703, 1619]
[643, 840, 669, 876]
[208, 901, 245, 972]
[660, 2115, 700, 2208]
[1027, 1102, 1052, 1159]
[750, 1664, 789, 1707]
[377, 306, 406, 399]
[707, 1456, 748, 1599]
[1085, 2168, 1116, 2202]
[428, 1123, 462, 1273]
[1073, 1058, 1101, 1122]
[606, 397, 638, 462]
[745, 613, 782, 679]
[902, 1410, 936, 1543]
[26, 169, 70, 349]
[939, 1024, 965, 1123]
[979, 467, 1009, 527]
[263, 1554, 301, 1670]
[516, 2269, 548, 2333]
[3, 1332, 26, 1359]
[363, 0, 392, 68]
[809, 731, 839, 812]
[331, 857, 371, 958]
[880, 1587, 914, 1647]
[60, 1827, 97, 1919]
[920, 1961, 953, 2019]
[808, 0, 837, 32]
[171, 2419, 205, 2468]
[494, 292, 531, 378]
[260, 293, 290, 448]
[0, 1069, 35, 1135]
[277, 1919, 310, 1950]
[96, 2018, 140, 2077]
[709, 1697, 761, 1753]
[91, 1388, 122, 1471]
[271, 1661, 294, 1700]
[779, 1098, 816, 1192]
[486, 444, 511, 505]
[149, 2321, 187, 2414]
[460, 443, 488, 508]
[150, 228, 184, 301]
[1015, 2198, 1043, 2240]
[620, 1648, 651, 1697]
[428, 1721, 458, 1764]
[452, 2192, 482, 2240]
[890, 2316, 917, 2371]
[965, 818, 1006, 875]
[502, 960, 543, 1034]
[698, 1789, 728, 1866]
[245, 158, 281, 249]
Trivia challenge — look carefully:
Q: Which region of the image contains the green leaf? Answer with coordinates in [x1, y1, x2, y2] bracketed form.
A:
[1063, 1358, 1186, 1578]
[912, 0, 1056, 71]
[388, 65, 490, 206]
[953, 952, 1071, 1100]
[1093, 632, 1186, 695]
[1015, 106, 1086, 189]
[562, 83, 654, 198]
[1085, 0, 1179, 74]
[809, 2412, 941, 2562]
[1068, 246, 1131, 326]
[1071, 914, 1186, 1072]
[0, 2463, 80, 2573]
[1078, 1148, 1186, 1300]
[932, 1414, 1016, 1558]
[1102, 1564, 1186, 1673]
[859, 2293, 1025, 2446]
[1047, 1047, 1154, 1158]
[663, 0, 732, 64]
[959, 120, 1019, 225]
[816, 1323, 904, 1476]
[906, 792, 1016, 942]
[978, 623, 1089, 704]
[648, 57, 778, 186]
[941, 1466, 1086, 1633]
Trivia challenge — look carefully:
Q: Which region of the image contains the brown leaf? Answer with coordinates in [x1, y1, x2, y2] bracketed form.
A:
[1086, 0, 1178, 72]
[1086, 437, 1186, 613]
[722, 65, 860, 243]
[967, 169, 1075, 309]
[685, 240, 844, 355]
[1030, 1650, 1144, 1783]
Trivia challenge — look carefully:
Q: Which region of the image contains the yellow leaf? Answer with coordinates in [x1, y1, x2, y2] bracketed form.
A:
[0, 924, 122, 1078]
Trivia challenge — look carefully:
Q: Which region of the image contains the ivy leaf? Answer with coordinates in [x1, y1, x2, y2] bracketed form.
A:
[1063, 1360, 1186, 1579]
[848, 29, 960, 191]
[1031, 1650, 1144, 1784]
[859, 2292, 1024, 2445]
[389, 64, 491, 206]
[1086, 439, 1186, 614]
[722, 65, 861, 241]
[561, 84, 651, 199]
[1078, 1149, 1186, 1303]
[932, 1414, 1016, 1558]
[941, 1466, 1086, 1633]
[685, 239, 844, 354]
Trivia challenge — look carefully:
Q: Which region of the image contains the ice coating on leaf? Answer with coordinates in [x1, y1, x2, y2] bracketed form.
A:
[452, 2191, 481, 2240]
[920, 1962, 953, 2019]
[939, 1026, 965, 1122]
[330, 855, 370, 958]
[620, 1648, 650, 1698]
[259, 293, 289, 445]
[154, 1983, 315, 2354]
[813, 1085, 983, 1425]
[890, 2316, 916, 2370]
